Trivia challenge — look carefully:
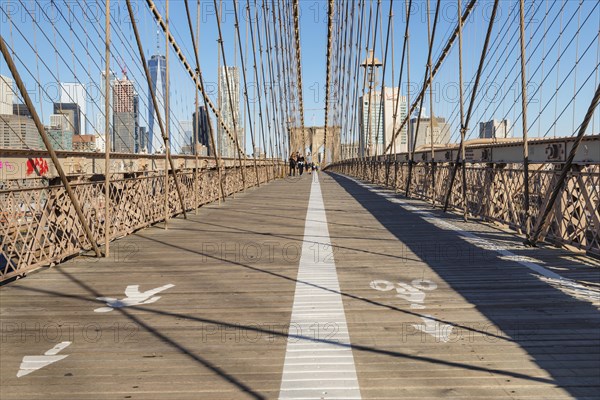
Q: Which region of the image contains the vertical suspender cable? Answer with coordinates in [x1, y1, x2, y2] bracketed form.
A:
[126, 0, 188, 220]
[386, 0, 477, 156]
[443, 0, 500, 212]
[426, 0, 437, 205]
[518, 0, 531, 236]
[194, 0, 200, 213]
[183, 0, 226, 203]
[458, 0, 468, 220]
[324, 0, 334, 165]
[232, 0, 261, 187]
[213, 0, 248, 191]
[405, 0, 441, 197]
[246, 0, 270, 180]
[404, 0, 412, 192]
[164, 0, 171, 228]
[104, 0, 111, 255]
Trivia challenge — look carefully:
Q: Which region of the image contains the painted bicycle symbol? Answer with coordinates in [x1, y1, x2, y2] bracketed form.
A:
[370, 278, 437, 309]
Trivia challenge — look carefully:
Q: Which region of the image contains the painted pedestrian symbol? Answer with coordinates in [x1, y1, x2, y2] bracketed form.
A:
[94, 284, 175, 312]
[17, 342, 71, 377]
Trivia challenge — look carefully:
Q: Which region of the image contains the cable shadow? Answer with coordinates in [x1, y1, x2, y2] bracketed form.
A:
[326, 172, 600, 399]
[10, 282, 557, 386]
[180, 218, 426, 264]
[132, 232, 511, 343]
[219, 205, 387, 232]
[47, 268, 267, 399]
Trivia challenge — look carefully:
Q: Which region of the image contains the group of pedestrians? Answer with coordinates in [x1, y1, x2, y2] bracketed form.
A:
[288, 152, 318, 176]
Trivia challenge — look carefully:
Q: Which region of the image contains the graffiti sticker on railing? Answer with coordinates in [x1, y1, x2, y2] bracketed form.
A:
[25, 158, 49, 176]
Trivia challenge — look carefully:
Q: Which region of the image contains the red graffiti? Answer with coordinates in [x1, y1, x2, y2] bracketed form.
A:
[26, 158, 49, 176]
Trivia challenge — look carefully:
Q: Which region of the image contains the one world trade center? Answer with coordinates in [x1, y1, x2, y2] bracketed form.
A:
[148, 53, 169, 153]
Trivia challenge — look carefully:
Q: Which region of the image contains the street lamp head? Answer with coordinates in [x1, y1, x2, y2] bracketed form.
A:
[360, 49, 383, 68]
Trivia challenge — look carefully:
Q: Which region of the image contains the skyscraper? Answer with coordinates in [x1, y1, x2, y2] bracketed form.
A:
[113, 78, 135, 153]
[13, 104, 31, 118]
[53, 103, 81, 135]
[50, 114, 70, 131]
[97, 70, 116, 153]
[358, 87, 408, 156]
[382, 88, 408, 153]
[47, 114, 72, 150]
[409, 115, 451, 149]
[60, 83, 86, 135]
[218, 66, 242, 158]
[133, 91, 140, 153]
[148, 54, 168, 154]
[193, 106, 211, 156]
[0, 115, 39, 149]
[0, 75, 15, 115]
[179, 120, 193, 154]
[479, 119, 511, 139]
[138, 126, 148, 153]
[359, 91, 384, 157]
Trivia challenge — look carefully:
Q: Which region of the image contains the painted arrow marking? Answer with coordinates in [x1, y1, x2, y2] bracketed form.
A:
[94, 284, 175, 312]
[17, 342, 71, 377]
[413, 315, 454, 342]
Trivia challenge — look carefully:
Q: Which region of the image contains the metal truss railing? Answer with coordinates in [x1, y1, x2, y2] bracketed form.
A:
[328, 160, 599, 258]
[0, 162, 284, 282]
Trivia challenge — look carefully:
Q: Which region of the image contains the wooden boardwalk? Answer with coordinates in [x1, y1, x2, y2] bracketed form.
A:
[1, 172, 599, 399]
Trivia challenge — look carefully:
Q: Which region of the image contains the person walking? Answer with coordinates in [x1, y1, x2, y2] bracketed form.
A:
[298, 154, 305, 175]
[289, 154, 297, 176]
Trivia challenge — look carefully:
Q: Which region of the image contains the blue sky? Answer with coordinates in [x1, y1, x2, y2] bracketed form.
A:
[1, 0, 599, 154]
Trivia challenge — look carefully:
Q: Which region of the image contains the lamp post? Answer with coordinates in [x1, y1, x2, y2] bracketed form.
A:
[359, 49, 382, 157]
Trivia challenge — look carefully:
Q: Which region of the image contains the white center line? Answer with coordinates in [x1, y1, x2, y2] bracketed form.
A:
[279, 174, 362, 400]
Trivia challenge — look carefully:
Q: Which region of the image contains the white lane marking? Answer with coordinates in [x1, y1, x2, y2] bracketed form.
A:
[17, 342, 71, 377]
[344, 175, 599, 304]
[279, 174, 361, 400]
[94, 284, 175, 312]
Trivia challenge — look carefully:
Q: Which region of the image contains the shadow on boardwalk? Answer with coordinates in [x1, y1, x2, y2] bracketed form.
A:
[327, 172, 600, 399]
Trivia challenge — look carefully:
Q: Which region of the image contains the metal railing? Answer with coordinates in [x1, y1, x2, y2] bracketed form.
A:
[0, 161, 284, 282]
[327, 159, 599, 257]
